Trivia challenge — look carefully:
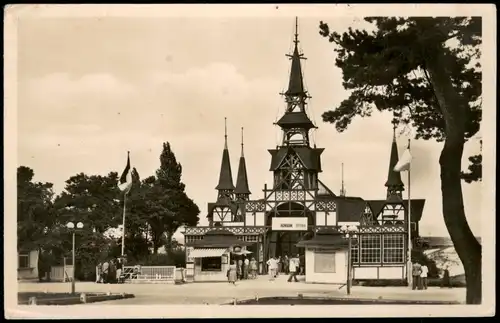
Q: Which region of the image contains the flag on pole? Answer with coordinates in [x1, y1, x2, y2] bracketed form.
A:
[118, 152, 133, 193]
[393, 145, 412, 172]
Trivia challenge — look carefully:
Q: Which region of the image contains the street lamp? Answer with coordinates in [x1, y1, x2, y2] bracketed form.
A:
[66, 221, 84, 294]
[340, 224, 359, 295]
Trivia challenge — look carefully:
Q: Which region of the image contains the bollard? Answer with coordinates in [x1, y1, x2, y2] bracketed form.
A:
[255, 295, 259, 301]
[44, 289, 48, 294]
[233, 298, 237, 305]
[298, 293, 303, 299]
[28, 297, 37, 305]
[80, 293, 87, 303]
[107, 291, 111, 296]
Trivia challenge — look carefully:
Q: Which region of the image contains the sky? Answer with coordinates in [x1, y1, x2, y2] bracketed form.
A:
[16, 15, 483, 239]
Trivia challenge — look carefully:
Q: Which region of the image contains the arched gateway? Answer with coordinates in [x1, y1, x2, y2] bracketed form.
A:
[183, 18, 425, 281]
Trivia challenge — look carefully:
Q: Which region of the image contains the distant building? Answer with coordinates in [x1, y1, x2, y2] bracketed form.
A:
[183, 18, 426, 282]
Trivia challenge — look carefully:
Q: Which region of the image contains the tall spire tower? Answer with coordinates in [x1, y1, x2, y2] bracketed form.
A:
[275, 16, 317, 147]
[385, 123, 405, 201]
[215, 117, 235, 200]
[235, 127, 251, 201]
[269, 17, 324, 191]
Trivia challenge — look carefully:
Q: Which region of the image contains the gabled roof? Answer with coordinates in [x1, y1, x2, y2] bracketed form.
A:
[296, 229, 348, 249]
[215, 147, 235, 191]
[316, 179, 337, 198]
[385, 137, 405, 189]
[366, 199, 426, 222]
[235, 156, 251, 195]
[268, 146, 324, 172]
[276, 112, 315, 129]
[336, 196, 366, 222]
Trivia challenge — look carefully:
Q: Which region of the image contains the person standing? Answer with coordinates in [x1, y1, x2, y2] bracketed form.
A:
[441, 266, 452, 288]
[227, 260, 237, 285]
[249, 257, 257, 279]
[277, 256, 282, 276]
[420, 263, 429, 290]
[299, 254, 305, 275]
[96, 262, 103, 283]
[412, 262, 422, 290]
[115, 258, 123, 283]
[102, 260, 109, 284]
[287, 256, 299, 283]
[243, 257, 250, 280]
[283, 255, 289, 274]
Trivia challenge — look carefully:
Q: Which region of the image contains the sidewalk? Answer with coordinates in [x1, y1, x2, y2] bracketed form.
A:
[17, 274, 465, 305]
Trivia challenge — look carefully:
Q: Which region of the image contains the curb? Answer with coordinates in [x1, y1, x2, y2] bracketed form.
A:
[22, 293, 135, 306]
[223, 296, 460, 305]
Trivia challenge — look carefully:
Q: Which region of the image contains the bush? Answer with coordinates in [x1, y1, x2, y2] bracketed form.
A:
[354, 277, 466, 288]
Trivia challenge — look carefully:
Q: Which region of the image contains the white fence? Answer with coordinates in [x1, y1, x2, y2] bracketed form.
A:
[122, 266, 176, 282]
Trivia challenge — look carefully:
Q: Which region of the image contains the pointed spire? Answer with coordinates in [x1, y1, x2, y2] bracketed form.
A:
[285, 17, 306, 97]
[235, 127, 251, 196]
[215, 117, 235, 191]
[340, 162, 346, 197]
[385, 124, 405, 195]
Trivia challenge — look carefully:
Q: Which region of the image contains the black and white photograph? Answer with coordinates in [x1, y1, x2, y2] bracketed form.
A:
[4, 4, 495, 318]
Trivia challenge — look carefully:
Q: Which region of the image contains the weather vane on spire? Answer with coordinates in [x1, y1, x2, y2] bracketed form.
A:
[294, 16, 299, 44]
[224, 117, 228, 149]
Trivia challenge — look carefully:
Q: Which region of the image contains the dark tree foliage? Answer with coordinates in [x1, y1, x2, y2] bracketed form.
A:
[319, 17, 482, 304]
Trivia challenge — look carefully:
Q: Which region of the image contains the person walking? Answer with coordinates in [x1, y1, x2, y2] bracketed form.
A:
[102, 260, 109, 284]
[227, 260, 238, 285]
[287, 256, 299, 283]
[96, 262, 103, 283]
[299, 254, 305, 275]
[237, 259, 243, 280]
[283, 255, 289, 274]
[266, 257, 277, 281]
[277, 256, 282, 276]
[115, 258, 123, 283]
[420, 263, 429, 290]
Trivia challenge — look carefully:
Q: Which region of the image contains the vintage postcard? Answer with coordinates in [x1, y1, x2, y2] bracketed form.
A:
[4, 3, 496, 318]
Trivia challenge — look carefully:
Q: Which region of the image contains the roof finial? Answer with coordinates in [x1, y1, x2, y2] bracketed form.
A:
[294, 16, 299, 45]
[340, 162, 346, 197]
[392, 119, 397, 142]
[241, 127, 244, 157]
[224, 117, 228, 150]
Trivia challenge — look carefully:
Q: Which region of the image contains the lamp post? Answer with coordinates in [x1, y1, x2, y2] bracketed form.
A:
[340, 224, 359, 295]
[66, 221, 84, 294]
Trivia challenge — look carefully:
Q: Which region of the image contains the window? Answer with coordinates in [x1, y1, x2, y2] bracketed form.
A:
[360, 235, 381, 263]
[314, 250, 336, 273]
[350, 240, 359, 264]
[201, 257, 222, 272]
[18, 254, 29, 269]
[246, 235, 259, 242]
[185, 236, 203, 244]
[383, 234, 405, 263]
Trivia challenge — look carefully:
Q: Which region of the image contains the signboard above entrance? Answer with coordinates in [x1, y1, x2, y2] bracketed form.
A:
[271, 217, 308, 231]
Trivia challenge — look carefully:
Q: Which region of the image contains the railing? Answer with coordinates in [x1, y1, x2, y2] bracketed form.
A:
[121, 266, 176, 282]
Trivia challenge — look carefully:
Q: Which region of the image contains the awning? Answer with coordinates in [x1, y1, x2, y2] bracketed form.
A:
[189, 248, 228, 258]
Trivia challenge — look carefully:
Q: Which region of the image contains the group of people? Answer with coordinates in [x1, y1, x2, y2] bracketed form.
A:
[96, 257, 125, 284]
[412, 262, 454, 290]
[226, 256, 258, 284]
[266, 254, 302, 282]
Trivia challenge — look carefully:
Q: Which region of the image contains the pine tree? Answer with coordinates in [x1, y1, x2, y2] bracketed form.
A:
[319, 17, 482, 304]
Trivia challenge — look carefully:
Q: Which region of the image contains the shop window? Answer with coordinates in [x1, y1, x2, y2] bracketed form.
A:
[314, 250, 336, 273]
[18, 254, 30, 269]
[201, 257, 222, 272]
[350, 242, 359, 264]
[360, 235, 381, 263]
[383, 234, 405, 263]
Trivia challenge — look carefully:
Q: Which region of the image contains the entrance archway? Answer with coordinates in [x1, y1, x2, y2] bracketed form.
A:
[264, 202, 314, 260]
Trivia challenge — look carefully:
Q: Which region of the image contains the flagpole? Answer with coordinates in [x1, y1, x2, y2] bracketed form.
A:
[407, 138, 412, 289]
[121, 191, 127, 257]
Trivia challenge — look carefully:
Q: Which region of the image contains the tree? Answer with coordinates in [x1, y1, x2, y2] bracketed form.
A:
[318, 17, 482, 303]
[155, 142, 200, 255]
[54, 172, 122, 234]
[17, 166, 59, 279]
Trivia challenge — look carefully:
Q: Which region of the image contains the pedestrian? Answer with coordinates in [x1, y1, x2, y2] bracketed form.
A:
[102, 260, 109, 284]
[116, 257, 123, 283]
[277, 256, 282, 276]
[249, 257, 257, 279]
[96, 262, 103, 283]
[227, 260, 237, 285]
[299, 254, 305, 275]
[284, 255, 289, 274]
[441, 266, 452, 288]
[243, 257, 250, 280]
[237, 259, 243, 280]
[266, 257, 277, 280]
[412, 262, 422, 290]
[420, 263, 429, 290]
[287, 256, 299, 283]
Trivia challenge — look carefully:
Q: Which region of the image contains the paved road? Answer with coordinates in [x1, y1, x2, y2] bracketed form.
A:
[18, 275, 465, 305]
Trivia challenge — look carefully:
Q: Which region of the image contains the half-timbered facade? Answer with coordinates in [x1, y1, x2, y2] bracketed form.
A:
[183, 18, 425, 281]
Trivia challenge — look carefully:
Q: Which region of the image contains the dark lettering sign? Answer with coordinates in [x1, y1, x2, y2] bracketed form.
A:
[280, 224, 293, 228]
